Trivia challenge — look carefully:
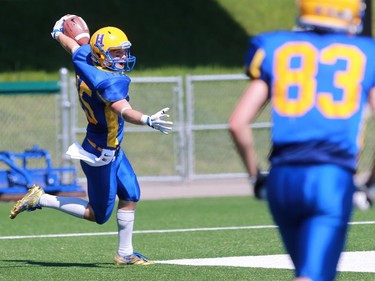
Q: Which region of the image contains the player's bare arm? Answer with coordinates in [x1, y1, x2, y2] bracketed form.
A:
[57, 33, 80, 54]
[368, 87, 375, 116]
[111, 99, 173, 135]
[228, 79, 268, 178]
[366, 87, 375, 183]
[111, 99, 143, 125]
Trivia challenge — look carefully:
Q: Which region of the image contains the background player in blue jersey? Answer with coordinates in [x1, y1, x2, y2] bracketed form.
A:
[229, 0, 375, 280]
[9, 15, 173, 265]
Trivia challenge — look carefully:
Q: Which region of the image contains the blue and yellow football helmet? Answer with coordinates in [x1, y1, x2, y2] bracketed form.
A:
[296, 0, 366, 34]
[90, 27, 136, 72]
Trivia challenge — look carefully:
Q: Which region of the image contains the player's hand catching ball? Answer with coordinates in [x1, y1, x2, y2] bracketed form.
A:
[51, 14, 90, 45]
[51, 15, 72, 40]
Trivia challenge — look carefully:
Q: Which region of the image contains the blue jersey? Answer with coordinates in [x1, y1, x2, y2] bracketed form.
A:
[245, 31, 375, 171]
[72, 45, 131, 150]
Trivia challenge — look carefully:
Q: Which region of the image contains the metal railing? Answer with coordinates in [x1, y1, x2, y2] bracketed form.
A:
[66, 71, 271, 181]
[5, 70, 372, 183]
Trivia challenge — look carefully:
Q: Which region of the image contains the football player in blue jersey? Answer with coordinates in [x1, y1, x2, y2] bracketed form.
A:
[9, 16, 173, 265]
[229, 0, 375, 280]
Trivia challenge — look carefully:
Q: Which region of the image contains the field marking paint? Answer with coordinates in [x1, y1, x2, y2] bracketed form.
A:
[1, 221, 375, 240]
[350, 221, 375, 225]
[156, 251, 375, 273]
[2, 223, 375, 273]
[0, 225, 276, 240]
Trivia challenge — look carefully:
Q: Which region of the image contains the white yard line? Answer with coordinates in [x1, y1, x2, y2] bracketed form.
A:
[0, 225, 277, 240]
[157, 251, 375, 273]
[2, 222, 375, 272]
[1, 221, 374, 240]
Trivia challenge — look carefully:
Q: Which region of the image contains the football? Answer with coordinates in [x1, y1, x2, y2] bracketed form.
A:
[63, 15, 90, 45]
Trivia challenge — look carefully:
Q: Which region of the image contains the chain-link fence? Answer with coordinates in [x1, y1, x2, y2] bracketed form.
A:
[0, 81, 63, 168]
[185, 74, 375, 179]
[185, 74, 271, 179]
[1, 72, 374, 185]
[68, 75, 185, 181]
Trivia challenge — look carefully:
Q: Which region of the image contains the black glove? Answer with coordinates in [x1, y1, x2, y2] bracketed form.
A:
[354, 179, 375, 210]
[249, 171, 268, 200]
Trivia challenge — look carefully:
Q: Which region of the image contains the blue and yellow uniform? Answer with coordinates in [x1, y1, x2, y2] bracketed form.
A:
[245, 30, 375, 280]
[72, 45, 140, 224]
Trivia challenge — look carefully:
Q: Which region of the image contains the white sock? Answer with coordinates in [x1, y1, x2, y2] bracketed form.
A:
[117, 209, 135, 257]
[39, 193, 88, 219]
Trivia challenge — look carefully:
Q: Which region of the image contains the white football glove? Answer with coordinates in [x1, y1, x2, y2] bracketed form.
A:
[141, 107, 173, 134]
[51, 14, 74, 40]
[66, 142, 116, 167]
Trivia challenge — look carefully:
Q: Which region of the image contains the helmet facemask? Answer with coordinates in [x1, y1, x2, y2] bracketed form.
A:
[95, 42, 136, 72]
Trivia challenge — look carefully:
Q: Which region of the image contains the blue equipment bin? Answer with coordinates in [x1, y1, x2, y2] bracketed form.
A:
[0, 146, 83, 195]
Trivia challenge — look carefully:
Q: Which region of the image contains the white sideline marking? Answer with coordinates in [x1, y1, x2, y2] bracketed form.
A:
[0, 225, 277, 240]
[2, 223, 375, 272]
[1, 221, 374, 240]
[156, 251, 375, 273]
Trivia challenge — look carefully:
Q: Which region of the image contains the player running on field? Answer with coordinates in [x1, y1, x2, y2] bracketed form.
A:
[229, 0, 375, 280]
[9, 15, 173, 266]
